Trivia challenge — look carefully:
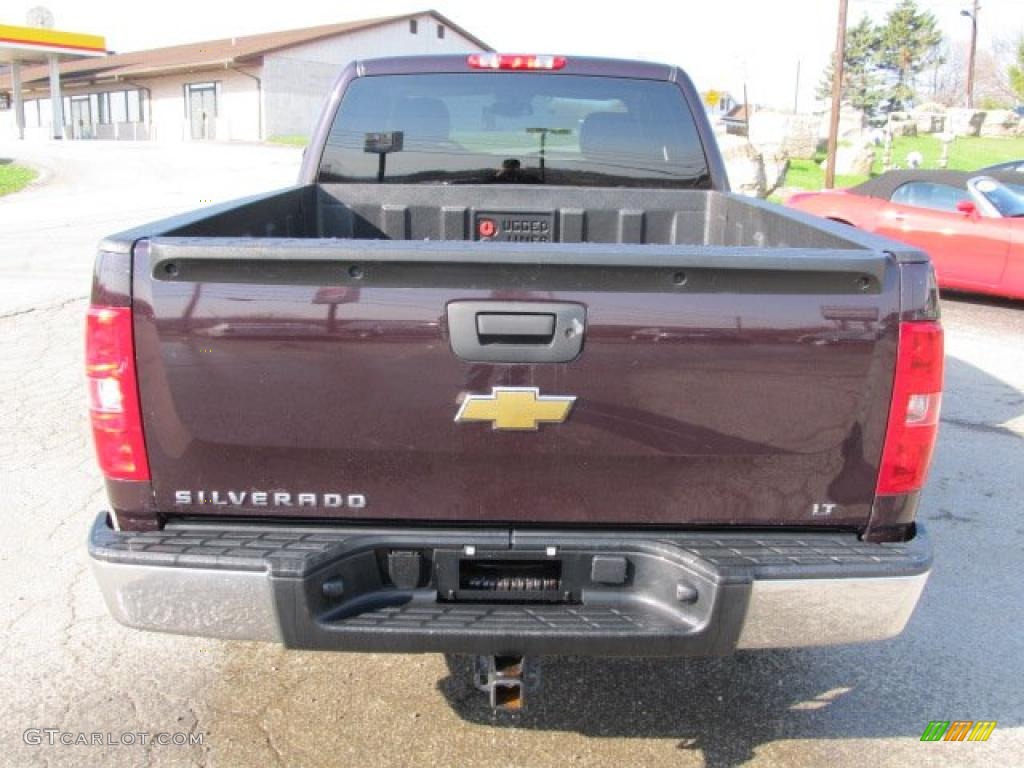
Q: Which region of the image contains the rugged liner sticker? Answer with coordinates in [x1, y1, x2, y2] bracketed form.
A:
[474, 211, 556, 242]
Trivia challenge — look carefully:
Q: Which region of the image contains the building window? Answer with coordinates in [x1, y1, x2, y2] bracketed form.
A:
[409, 19, 418, 34]
[110, 91, 128, 123]
[70, 96, 90, 119]
[127, 90, 141, 122]
[71, 90, 146, 125]
[437, 24, 445, 39]
[97, 93, 109, 124]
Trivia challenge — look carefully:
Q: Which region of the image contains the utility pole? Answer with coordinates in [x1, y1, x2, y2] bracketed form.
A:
[825, 0, 849, 190]
[961, 1, 980, 108]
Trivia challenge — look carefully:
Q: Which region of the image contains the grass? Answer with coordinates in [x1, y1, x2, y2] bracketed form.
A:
[878, 134, 1024, 173]
[783, 134, 1024, 191]
[267, 135, 309, 147]
[0, 163, 38, 197]
[785, 157, 868, 191]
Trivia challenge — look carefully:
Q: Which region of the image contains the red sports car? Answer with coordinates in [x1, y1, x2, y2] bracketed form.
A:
[785, 170, 1024, 300]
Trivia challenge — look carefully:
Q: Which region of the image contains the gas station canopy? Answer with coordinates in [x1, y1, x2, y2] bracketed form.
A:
[0, 23, 106, 61]
[1, 23, 107, 138]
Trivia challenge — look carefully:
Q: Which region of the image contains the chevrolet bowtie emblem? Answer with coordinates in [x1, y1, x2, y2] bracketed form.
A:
[455, 387, 576, 431]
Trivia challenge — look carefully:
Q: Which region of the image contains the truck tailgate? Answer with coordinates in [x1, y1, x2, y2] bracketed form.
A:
[133, 238, 898, 528]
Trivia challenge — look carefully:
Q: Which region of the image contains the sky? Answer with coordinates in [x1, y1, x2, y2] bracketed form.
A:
[7, 0, 1023, 111]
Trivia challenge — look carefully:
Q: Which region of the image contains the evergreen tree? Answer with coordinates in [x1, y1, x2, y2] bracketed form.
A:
[876, 0, 943, 110]
[817, 15, 885, 115]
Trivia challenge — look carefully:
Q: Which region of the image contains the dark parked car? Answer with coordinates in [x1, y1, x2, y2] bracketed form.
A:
[980, 159, 1024, 175]
[86, 54, 940, 709]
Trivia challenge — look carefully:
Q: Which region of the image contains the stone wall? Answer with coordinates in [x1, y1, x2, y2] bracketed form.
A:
[718, 133, 789, 198]
[748, 111, 818, 159]
[947, 109, 988, 137]
[978, 110, 1021, 138]
[816, 106, 867, 145]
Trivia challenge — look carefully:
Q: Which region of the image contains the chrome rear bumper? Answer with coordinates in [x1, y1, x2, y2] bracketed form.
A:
[737, 572, 928, 648]
[89, 515, 931, 655]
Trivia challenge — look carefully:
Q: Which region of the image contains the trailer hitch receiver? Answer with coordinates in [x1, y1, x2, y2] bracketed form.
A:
[473, 655, 540, 711]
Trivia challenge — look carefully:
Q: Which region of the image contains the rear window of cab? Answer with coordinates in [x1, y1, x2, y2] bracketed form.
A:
[318, 73, 711, 189]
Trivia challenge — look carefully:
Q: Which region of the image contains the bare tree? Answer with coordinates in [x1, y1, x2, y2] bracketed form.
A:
[974, 35, 1020, 107]
[929, 41, 967, 106]
[927, 34, 1021, 108]
[998, 33, 1023, 104]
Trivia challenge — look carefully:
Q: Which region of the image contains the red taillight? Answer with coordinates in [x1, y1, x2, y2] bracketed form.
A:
[86, 306, 149, 481]
[467, 53, 567, 71]
[877, 321, 944, 495]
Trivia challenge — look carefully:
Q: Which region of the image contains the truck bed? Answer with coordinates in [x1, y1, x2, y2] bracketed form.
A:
[109, 183, 918, 251]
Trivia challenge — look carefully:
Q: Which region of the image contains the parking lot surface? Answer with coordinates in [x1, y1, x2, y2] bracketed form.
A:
[1, 141, 1021, 767]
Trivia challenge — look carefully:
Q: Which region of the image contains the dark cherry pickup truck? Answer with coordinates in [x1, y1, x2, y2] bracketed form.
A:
[87, 54, 941, 708]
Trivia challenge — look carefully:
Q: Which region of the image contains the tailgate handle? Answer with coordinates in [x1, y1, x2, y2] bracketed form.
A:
[477, 313, 555, 343]
[448, 301, 586, 363]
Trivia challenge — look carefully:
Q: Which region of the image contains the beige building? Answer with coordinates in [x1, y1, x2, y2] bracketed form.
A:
[0, 10, 489, 142]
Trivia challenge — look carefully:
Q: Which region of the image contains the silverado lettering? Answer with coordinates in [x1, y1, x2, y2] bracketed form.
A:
[173, 491, 367, 508]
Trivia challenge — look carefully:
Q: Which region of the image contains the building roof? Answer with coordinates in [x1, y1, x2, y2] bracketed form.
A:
[723, 104, 749, 123]
[1, 10, 490, 89]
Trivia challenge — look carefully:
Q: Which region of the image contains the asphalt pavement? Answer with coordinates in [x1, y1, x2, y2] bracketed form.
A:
[0, 140, 1021, 767]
